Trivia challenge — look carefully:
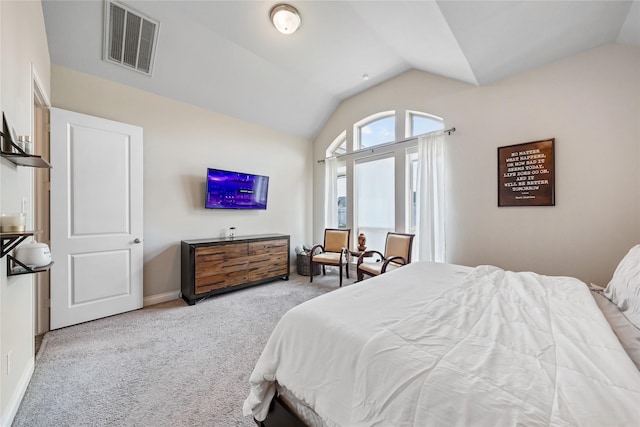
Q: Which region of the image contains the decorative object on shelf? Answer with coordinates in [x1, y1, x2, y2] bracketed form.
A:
[14, 239, 51, 267]
[23, 135, 33, 154]
[357, 233, 367, 251]
[0, 230, 53, 275]
[17, 135, 26, 152]
[1, 111, 51, 168]
[228, 226, 236, 239]
[0, 213, 26, 232]
[498, 138, 555, 207]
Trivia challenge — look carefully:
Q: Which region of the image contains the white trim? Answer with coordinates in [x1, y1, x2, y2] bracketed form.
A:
[143, 290, 181, 307]
[326, 130, 346, 158]
[31, 62, 51, 335]
[31, 63, 51, 108]
[0, 358, 34, 427]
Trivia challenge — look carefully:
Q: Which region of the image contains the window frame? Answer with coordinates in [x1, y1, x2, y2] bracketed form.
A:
[405, 110, 444, 138]
[327, 130, 347, 158]
[353, 110, 396, 151]
[405, 147, 419, 234]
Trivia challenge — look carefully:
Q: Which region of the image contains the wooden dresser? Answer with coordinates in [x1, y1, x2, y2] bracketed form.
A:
[181, 234, 290, 305]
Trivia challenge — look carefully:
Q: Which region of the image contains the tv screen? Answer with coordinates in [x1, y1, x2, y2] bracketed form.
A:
[205, 168, 269, 210]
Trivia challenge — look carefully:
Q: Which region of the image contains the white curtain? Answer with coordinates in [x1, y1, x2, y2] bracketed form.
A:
[416, 132, 446, 262]
[324, 157, 338, 228]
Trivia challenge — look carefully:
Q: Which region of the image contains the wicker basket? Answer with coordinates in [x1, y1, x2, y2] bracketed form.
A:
[296, 253, 321, 276]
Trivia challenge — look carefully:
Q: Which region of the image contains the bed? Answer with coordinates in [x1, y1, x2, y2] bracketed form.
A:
[243, 246, 640, 426]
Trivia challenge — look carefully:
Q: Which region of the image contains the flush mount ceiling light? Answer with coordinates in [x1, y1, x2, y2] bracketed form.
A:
[270, 4, 301, 35]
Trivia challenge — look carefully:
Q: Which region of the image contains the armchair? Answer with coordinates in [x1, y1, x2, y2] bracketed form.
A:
[357, 232, 415, 281]
[310, 229, 351, 287]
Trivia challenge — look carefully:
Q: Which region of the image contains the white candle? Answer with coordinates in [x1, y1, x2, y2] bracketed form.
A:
[1, 213, 26, 232]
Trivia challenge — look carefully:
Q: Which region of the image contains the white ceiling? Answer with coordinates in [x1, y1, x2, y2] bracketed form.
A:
[42, 0, 640, 140]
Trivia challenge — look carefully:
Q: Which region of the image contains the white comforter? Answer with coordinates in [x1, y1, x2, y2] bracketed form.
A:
[243, 262, 640, 426]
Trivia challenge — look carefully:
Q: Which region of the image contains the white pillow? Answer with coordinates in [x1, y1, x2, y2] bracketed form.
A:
[604, 245, 640, 329]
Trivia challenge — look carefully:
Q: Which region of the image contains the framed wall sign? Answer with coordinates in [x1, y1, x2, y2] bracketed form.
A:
[498, 138, 555, 207]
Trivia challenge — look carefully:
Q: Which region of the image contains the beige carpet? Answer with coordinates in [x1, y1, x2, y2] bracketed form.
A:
[13, 271, 355, 426]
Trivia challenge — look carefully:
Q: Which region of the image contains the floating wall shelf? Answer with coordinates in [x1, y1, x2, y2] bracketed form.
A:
[0, 231, 52, 276]
[6, 254, 52, 276]
[1, 118, 51, 168]
[0, 151, 51, 168]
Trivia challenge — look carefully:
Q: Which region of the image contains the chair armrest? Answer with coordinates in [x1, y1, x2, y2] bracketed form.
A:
[310, 244, 324, 256]
[357, 250, 383, 266]
[381, 256, 408, 273]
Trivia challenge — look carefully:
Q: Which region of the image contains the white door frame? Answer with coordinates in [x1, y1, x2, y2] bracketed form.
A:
[32, 64, 51, 336]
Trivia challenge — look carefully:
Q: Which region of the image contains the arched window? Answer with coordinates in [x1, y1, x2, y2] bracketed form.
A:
[326, 130, 347, 157]
[354, 111, 395, 150]
[406, 111, 443, 137]
[324, 110, 445, 258]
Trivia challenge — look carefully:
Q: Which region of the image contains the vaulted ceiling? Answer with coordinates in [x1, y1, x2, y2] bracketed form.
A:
[42, 1, 640, 140]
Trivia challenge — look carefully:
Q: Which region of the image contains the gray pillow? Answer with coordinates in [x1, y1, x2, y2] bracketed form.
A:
[603, 245, 640, 329]
[592, 290, 640, 370]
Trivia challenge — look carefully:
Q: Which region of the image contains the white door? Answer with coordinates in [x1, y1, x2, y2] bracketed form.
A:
[49, 108, 143, 329]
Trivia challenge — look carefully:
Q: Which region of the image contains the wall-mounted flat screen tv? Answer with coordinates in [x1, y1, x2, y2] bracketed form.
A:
[205, 168, 269, 210]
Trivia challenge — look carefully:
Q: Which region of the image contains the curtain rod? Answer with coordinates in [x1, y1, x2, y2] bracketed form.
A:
[317, 127, 456, 164]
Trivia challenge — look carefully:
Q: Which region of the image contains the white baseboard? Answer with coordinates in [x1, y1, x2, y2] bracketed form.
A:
[1, 357, 34, 427]
[143, 290, 181, 307]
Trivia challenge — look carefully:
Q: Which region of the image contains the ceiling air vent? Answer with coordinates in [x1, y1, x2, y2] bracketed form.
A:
[103, 1, 159, 75]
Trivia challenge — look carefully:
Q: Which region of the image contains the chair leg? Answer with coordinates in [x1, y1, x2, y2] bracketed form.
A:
[357, 268, 363, 282]
[339, 263, 343, 287]
[322, 265, 326, 276]
[309, 257, 313, 283]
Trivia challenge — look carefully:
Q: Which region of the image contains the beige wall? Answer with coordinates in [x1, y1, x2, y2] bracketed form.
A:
[0, 1, 50, 425]
[313, 44, 640, 285]
[51, 66, 313, 301]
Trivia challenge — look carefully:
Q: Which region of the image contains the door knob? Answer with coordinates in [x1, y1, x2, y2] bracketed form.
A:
[134, 238, 142, 244]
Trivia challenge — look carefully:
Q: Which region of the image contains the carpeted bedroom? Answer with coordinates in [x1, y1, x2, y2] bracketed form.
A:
[13, 273, 352, 426]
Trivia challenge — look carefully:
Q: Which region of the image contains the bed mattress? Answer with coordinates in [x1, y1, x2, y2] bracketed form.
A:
[244, 262, 640, 426]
